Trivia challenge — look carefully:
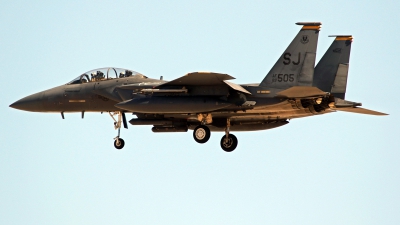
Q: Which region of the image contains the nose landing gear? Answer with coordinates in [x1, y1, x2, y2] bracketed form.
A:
[114, 137, 125, 149]
[109, 111, 127, 150]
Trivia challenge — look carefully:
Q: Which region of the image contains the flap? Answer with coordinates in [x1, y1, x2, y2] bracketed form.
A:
[276, 86, 327, 98]
[156, 72, 235, 87]
[224, 80, 251, 95]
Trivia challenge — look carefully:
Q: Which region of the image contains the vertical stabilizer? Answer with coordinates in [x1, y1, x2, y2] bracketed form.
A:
[313, 35, 352, 99]
[260, 22, 321, 89]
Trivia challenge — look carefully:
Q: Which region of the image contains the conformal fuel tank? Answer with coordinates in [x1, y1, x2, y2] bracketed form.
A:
[115, 96, 233, 113]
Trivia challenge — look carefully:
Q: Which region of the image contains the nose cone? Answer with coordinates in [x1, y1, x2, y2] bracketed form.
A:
[10, 92, 44, 112]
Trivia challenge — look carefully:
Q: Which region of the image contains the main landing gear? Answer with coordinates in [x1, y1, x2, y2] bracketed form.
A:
[192, 118, 238, 152]
[109, 111, 128, 150]
[193, 125, 211, 143]
[220, 118, 238, 152]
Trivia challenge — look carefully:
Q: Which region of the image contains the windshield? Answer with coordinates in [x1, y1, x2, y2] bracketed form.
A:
[67, 67, 147, 84]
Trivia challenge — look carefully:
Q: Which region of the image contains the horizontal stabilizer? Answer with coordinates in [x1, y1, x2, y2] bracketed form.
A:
[276, 86, 327, 98]
[157, 72, 235, 87]
[334, 107, 388, 116]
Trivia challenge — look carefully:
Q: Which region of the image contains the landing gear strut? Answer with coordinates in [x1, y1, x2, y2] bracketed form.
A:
[220, 118, 238, 152]
[109, 111, 127, 150]
[193, 113, 212, 144]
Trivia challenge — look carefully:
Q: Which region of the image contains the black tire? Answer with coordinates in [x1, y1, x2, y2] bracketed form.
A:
[193, 125, 211, 143]
[220, 134, 238, 152]
[114, 138, 125, 150]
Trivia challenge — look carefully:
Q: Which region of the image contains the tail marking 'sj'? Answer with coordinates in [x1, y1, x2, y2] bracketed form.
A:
[260, 22, 321, 89]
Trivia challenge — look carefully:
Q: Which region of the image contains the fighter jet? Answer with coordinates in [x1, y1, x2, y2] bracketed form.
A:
[10, 22, 387, 152]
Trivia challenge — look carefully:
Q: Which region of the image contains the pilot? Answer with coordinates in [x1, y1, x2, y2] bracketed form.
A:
[125, 70, 133, 77]
[96, 71, 104, 80]
[119, 72, 125, 78]
[91, 72, 96, 81]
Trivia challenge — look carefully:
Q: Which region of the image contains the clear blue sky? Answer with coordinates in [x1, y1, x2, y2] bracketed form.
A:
[1, 1, 399, 224]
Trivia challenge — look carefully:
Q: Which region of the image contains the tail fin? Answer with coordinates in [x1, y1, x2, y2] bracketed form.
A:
[260, 22, 321, 89]
[313, 35, 353, 99]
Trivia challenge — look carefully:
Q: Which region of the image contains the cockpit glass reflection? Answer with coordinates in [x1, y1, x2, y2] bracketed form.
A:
[67, 67, 147, 85]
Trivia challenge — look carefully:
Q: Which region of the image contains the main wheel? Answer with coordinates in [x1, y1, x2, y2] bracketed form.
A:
[220, 134, 238, 152]
[193, 125, 211, 143]
[114, 138, 125, 150]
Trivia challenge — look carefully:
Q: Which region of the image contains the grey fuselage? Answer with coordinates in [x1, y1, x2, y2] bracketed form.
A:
[11, 75, 163, 113]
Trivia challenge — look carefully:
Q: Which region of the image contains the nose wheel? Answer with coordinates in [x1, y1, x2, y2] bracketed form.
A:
[114, 138, 125, 149]
[109, 111, 128, 150]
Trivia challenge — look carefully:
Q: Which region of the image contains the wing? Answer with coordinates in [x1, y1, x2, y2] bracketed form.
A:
[156, 72, 235, 87]
[156, 72, 251, 95]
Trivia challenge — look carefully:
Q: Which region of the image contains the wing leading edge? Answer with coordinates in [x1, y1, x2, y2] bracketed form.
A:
[156, 72, 251, 95]
[156, 72, 235, 87]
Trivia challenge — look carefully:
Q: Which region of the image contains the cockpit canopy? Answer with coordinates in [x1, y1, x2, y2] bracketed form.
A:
[68, 67, 147, 85]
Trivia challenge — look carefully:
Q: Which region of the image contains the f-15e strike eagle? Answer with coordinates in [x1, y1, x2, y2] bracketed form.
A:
[10, 22, 387, 152]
